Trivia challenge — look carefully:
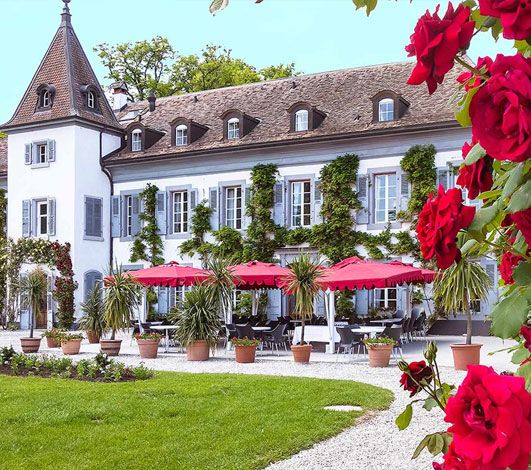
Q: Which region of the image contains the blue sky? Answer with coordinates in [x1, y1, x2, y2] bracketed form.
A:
[0, 0, 512, 123]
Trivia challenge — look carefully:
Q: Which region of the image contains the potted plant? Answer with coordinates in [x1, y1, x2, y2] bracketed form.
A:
[19, 267, 48, 353]
[41, 328, 63, 348]
[101, 263, 142, 356]
[282, 253, 325, 364]
[59, 332, 84, 355]
[364, 336, 396, 367]
[79, 285, 106, 344]
[433, 258, 490, 371]
[171, 283, 221, 361]
[231, 337, 260, 363]
[135, 331, 161, 359]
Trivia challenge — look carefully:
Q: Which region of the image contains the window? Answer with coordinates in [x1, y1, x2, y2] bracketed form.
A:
[37, 201, 48, 236]
[131, 129, 142, 152]
[41, 90, 50, 108]
[87, 91, 95, 109]
[374, 288, 397, 310]
[375, 174, 397, 223]
[225, 186, 242, 229]
[227, 118, 240, 140]
[294, 109, 309, 132]
[125, 195, 134, 236]
[84, 271, 103, 301]
[378, 98, 394, 122]
[172, 191, 189, 233]
[85, 197, 103, 238]
[291, 181, 311, 227]
[38, 144, 48, 164]
[175, 125, 188, 145]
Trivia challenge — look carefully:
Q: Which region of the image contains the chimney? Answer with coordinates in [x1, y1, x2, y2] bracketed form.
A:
[111, 81, 128, 111]
[147, 92, 156, 112]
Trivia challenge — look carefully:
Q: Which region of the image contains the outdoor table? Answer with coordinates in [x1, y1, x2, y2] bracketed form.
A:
[292, 325, 385, 344]
[150, 325, 177, 353]
[251, 327, 271, 332]
[352, 326, 385, 337]
[369, 319, 402, 326]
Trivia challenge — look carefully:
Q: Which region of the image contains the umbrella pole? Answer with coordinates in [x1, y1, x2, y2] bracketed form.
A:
[326, 289, 336, 354]
[252, 290, 257, 317]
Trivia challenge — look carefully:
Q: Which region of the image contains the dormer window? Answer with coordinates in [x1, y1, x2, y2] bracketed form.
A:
[378, 98, 394, 122]
[131, 129, 142, 152]
[175, 125, 188, 145]
[41, 91, 50, 108]
[36, 84, 55, 110]
[227, 118, 240, 140]
[80, 85, 101, 113]
[87, 91, 96, 109]
[294, 109, 309, 132]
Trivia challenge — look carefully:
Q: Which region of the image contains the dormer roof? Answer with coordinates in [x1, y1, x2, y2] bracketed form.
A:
[1, 1, 121, 132]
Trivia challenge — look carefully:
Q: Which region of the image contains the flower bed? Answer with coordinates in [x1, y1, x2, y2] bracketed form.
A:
[0, 347, 153, 382]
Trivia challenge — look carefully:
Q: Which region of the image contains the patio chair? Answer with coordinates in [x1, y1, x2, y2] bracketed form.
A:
[394, 309, 404, 319]
[401, 316, 411, 343]
[412, 312, 427, 340]
[336, 327, 363, 361]
[236, 324, 256, 340]
[223, 323, 238, 351]
[263, 323, 288, 355]
[386, 326, 404, 358]
[407, 309, 419, 342]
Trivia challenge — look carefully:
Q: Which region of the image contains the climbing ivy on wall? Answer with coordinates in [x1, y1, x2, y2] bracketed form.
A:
[0, 190, 8, 327]
[130, 183, 165, 266]
[179, 200, 213, 267]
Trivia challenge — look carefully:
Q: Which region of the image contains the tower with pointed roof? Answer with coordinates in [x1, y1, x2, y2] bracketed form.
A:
[2, 0, 123, 327]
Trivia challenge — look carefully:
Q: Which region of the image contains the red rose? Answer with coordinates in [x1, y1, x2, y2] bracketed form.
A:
[416, 186, 476, 269]
[406, 2, 475, 94]
[399, 360, 434, 397]
[503, 208, 531, 247]
[479, 0, 531, 40]
[444, 365, 531, 470]
[469, 53, 531, 163]
[457, 56, 493, 90]
[433, 442, 482, 469]
[499, 249, 525, 284]
[521, 325, 531, 351]
[456, 139, 494, 199]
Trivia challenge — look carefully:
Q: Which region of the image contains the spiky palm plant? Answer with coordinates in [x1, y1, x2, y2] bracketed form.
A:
[19, 266, 48, 339]
[282, 253, 325, 345]
[433, 258, 491, 345]
[103, 263, 142, 340]
[204, 255, 238, 323]
[79, 285, 106, 339]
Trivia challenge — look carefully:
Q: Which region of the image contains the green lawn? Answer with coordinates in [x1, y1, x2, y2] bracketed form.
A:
[0, 372, 392, 470]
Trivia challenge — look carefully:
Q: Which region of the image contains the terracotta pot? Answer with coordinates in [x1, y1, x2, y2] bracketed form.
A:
[450, 343, 482, 371]
[137, 338, 160, 359]
[291, 344, 312, 364]
[367, 344, 393, 367]
[61, 339, 82, 355]
[86, 331, 100, 344]
[100, 339, 122, 357]
[186, 340, 210, 361]
[46, 336, 60, 348]
[20, 337, 42, 353]
[235, 345, 257, 364]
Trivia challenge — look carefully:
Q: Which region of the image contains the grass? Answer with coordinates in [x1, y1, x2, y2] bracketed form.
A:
[0, 372, 393, 470]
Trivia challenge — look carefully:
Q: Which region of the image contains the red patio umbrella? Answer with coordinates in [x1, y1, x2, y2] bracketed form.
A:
[229, 260, 290, 289]
[322, 257, 426, 291]
[128, 261, 209, 287]
[421, 268, 437, 283]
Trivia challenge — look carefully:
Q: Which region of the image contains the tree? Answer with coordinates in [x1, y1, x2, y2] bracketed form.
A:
[95, 41, 298, 100]
[19, 267, 48, 339]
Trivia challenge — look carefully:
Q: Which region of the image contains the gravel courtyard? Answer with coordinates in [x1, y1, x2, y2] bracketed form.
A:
[0, 331, 516, 470]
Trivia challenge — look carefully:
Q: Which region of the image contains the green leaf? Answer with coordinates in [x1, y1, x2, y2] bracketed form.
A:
[395, 404, 413, 431]
[468, 202, 499, 233]
[491, 18, 503, 40]
[514, 40, 531, 56]
[352, 0, 378, 15]
[507, 180, 531, 213]
[464, 143, 486, 165]
[513, 262, 531, 287]
[502, 164, 524, 200]
[423, 397, 438, 411]
[512, 347, 531, 365]
[209, 0, 229, 14]
[516, 361, 531, 392]
[490, 293, 529, 339]
[455, 87, 479, 127]
[427, 433, 445, 456]
[412, 434, 431, 459]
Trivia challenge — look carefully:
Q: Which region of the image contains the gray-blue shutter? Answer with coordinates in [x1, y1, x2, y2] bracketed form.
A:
[189, 189, 198, 229]
[157, 287, 169, 315]
[399, 172, 410, 211]
[47, 198, 56, 236]
[94, 198, 102, 237]
[22, 200, 31, 237]
[83, 271, 102, 301]
[314, 179, 323, 224]
[273, 182, 284, 226]
[155, 191, 167, 235]
[111, 195, 121, 238]
[48, 140, 56, 162]
[356, 175, 369, 224]
[436, 168, 450, 191]
[355, 289, 369, 316]
[24, 144, 32, 165]
[84, 198, 93, 237]
[31, 144, 38, 165]
[244, 185, 251, 228]
[131, 195, 141, 236]
[209, 187, 219, 230]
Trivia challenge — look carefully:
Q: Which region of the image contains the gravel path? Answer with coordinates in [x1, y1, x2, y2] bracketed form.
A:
[0, 331, 468, 470]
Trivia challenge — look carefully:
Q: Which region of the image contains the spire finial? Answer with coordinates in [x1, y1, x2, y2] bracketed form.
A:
[61, 0, 71, 25]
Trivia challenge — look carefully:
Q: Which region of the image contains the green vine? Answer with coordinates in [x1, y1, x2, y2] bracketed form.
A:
[0, 189, 7, 327]
[130, 183, 164, 266]
[179, 200, 213, 267]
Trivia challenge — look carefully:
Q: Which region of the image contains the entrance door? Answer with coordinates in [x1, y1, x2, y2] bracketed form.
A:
[36, 297, 47, 329]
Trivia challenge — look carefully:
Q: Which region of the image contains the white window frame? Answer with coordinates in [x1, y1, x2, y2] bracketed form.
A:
[125, 195, 133, 237]
[374, 173, 397, 224]
[175, 124, 188, 146]
[225, 186, 242, 229]
[227, 118, 240, 140]
[131, 129, 142, 152]
[294, 109, 309, 132]
[378, 98, 394, 122]
[373, 288, 397, 310]
[172, 190, 189, 234]
[41, 90, 50, 108]
[87, 91, 95, 109]
[290, 180, 312, 228]
[37, 201, 49, 237]
[38, 143, 48, 164]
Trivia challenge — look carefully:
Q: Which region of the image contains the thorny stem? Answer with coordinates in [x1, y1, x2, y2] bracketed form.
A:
[455, 56, 490, 81]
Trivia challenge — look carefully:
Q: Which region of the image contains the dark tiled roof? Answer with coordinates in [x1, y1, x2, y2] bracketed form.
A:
[0, 137, 6, 177]
[106, 61, 461, 165]
[2, 8, 121, 131]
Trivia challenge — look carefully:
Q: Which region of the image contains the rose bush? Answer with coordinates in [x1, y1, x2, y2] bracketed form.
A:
[405, 2, 474, 94]
[478, 0, 531, 40]
[499, 251, 525, 284]
[399, 360, 434, 397]
[456, 139, 493, 199]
